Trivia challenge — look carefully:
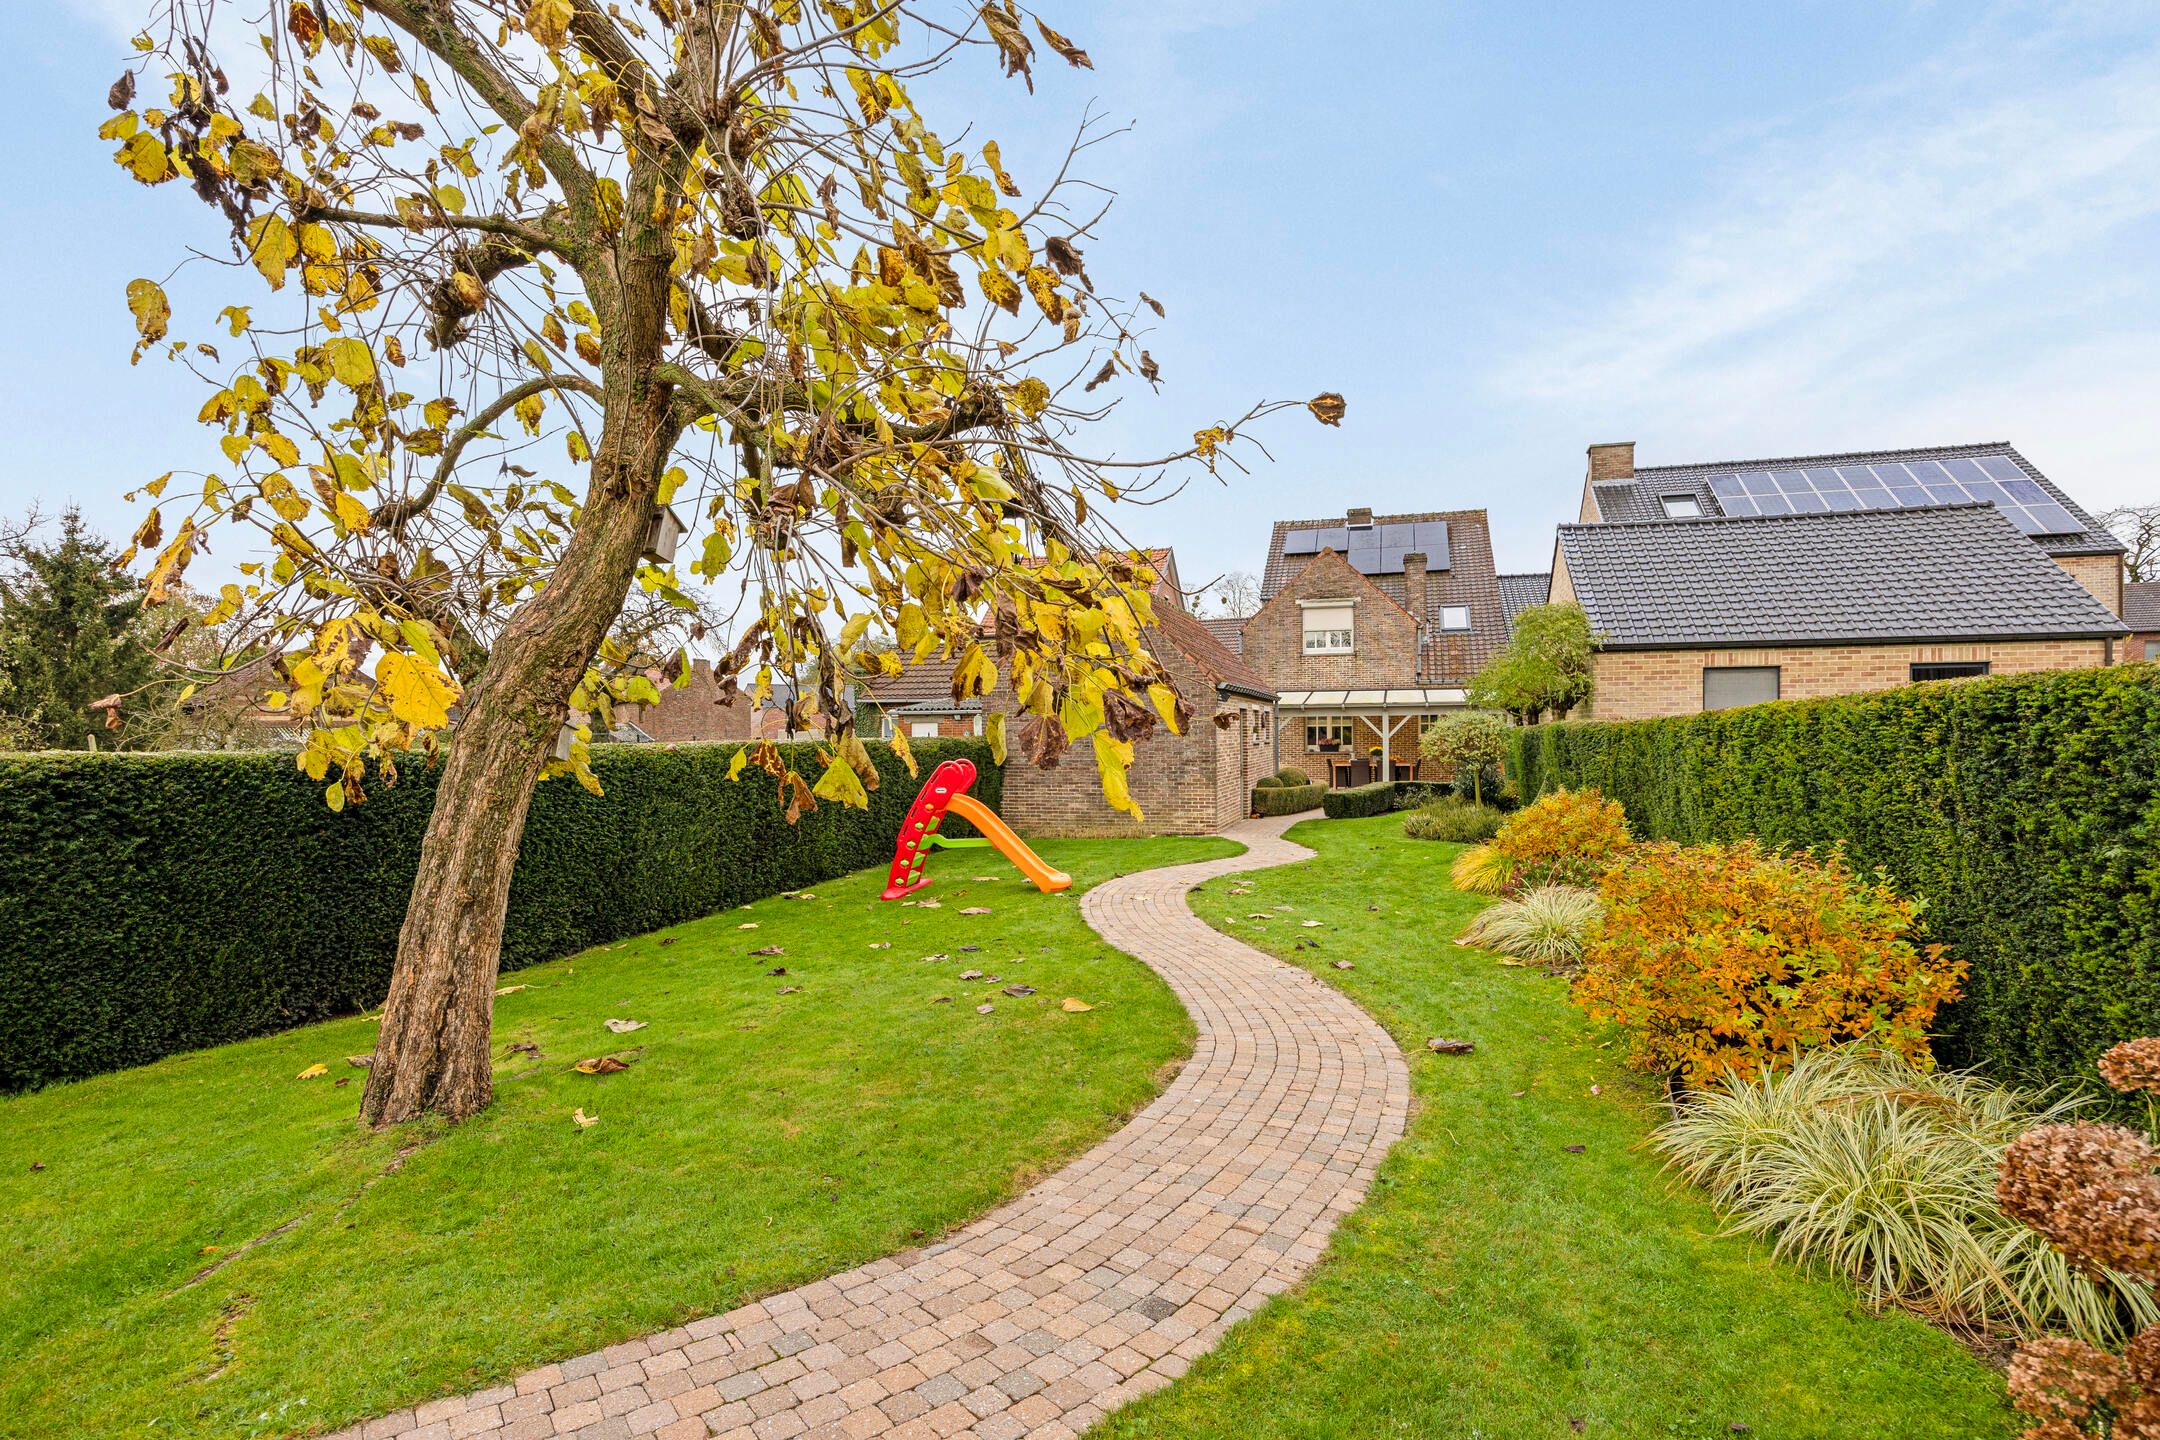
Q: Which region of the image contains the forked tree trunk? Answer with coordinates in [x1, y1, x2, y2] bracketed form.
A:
[362, 211, 675, 1126]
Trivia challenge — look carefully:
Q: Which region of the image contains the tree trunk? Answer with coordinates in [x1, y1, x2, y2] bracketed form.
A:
[362, 199, 677, 1126]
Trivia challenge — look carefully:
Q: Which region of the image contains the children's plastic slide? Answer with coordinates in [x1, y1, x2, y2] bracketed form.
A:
[881, 757, 1071, 900]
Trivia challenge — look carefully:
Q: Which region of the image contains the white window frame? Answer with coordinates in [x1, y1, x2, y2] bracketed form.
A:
[1437, 604, 1471, 631]
[1661, 493, 1704, 519]
[1304, 718, 1353, 749]
[908, 719, 941, 738]
[1299, 599, 1355, 655]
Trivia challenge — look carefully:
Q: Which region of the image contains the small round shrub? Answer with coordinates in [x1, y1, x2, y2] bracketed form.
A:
[1489, 786, 1631, 888]
[1274, 766, 1309, 786]
[1254, 774, 1283, 789]
[1402, 799, 1505, 843]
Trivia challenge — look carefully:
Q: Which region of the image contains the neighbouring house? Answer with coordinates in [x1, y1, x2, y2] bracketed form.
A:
[1198, 615, 1247, 654]
[2127, 582, 2160, 662]
[1240, 506, 1508, 784]
[1551, 441, 2129, 720]
[853, 547, 1279, 834]
[609, 658, 756, 743]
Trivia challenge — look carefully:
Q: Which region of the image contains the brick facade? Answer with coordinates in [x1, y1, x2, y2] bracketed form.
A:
[1584, 638, 2115, 721]
[613, 659, 754, 742]
[2054, 551, 2124, 615]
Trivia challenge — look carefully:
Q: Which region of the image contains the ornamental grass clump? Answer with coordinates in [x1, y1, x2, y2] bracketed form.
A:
[1403, 798, 1506, 843]
[1449, 786, 1630, 896]
[1576, 839, 1965, 1088]
[1996, 1040, 2160, 1438]
[1655, 1045, 2155, 1344]
[1457, 885, 1602, 970]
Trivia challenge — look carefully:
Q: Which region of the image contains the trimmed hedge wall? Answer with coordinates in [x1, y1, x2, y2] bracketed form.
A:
[1509, 666, 2160, 1090]
[1322, 781, 1398, 819]
[0, 740, 998, 1091]
[1252, 782, 1327, 816]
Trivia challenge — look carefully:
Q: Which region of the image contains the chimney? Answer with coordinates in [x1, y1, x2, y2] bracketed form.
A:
[691, 657, 713, 687]
[1403, 552, 1428, 619]
[1587, 442, 1635, 482]
[1346, 505, 1374, 528]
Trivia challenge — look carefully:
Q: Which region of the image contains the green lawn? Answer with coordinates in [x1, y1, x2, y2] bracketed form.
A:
[1102, 814, 2016, 1440]
[0, 836, 1232, 1440]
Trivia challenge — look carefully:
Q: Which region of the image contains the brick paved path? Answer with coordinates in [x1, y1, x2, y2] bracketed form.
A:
[340, 814, 1409, 1440]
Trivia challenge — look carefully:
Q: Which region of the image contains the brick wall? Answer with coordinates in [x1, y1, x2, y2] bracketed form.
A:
[1585, 638, 2115, 720]
[614, 660, 754, 742]
[2054, 552, 2124, 615]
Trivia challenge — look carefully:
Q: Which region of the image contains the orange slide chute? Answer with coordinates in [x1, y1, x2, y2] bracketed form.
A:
[881, 757, 1071, 900]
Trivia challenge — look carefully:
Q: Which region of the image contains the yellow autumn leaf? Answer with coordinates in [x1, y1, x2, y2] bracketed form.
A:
[812, 754, 869, 808]
[525, 0, 573, 48]
[1147, 684, 1183, 735]
[326, 337, 375, 387]
[332, 490, 371, 533]
[887, 725, 918, 779]
[1060, 997, 1094, 1013]
[248, 213, 298, 289]
[376, 652, 457, 727]
[978, 268, 1021, 315]
[296, 1063, 329, 1079]
[985, 711, 1007, 765]
[125, 278, 169, 343]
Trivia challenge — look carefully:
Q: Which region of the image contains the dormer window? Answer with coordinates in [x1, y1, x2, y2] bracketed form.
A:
[1661, 494, 1704, 519]
[1438, 605, 1471, 631]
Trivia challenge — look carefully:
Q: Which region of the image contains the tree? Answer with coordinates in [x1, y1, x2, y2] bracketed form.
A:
[1418, 710, 1510, 807]
[2099, 502, 2160, 583]
[1198, 569, 1259, 618]
[0, 509, 160, 750]
[108, 1, 1337, 1124]
[1466, 602, 1595, 724]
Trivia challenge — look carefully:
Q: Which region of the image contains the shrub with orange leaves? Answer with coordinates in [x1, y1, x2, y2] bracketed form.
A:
[1488, 787, 1631, 891]
[1574, 838, 1966, 1088]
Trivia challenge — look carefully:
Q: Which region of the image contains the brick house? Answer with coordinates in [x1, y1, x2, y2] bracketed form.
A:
[609, 658, 756, 742]
[855, 548, 1279, 835]
[1241, 507, 1509, 783]
[1552, 442, 2129, 720]
[2127, 583, 2160, 662]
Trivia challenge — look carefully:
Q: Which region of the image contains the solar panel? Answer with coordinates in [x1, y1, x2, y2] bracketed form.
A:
[1282, 529, 1318, 555]
[1685, 455, 2085, 535]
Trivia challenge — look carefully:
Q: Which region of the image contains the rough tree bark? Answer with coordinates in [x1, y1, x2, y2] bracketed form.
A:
[361, 168, 677, 1126]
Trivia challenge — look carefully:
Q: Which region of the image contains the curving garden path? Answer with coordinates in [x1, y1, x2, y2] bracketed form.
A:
[339, 814, 1410, 1440]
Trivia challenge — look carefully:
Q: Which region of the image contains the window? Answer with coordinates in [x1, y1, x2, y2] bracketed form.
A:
[1302, 602, 1354, 654]
[1305, 719, 1352, 749]
[1702, 666, 1780, 710]
[1437, 604, 1471, 631]
[1912, 662, 1989, 683]
[1661, 494, 1705, 519]
[908, 720, 941, 738]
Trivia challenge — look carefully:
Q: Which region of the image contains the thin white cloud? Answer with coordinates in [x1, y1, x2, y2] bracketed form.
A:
[1497, 11, 2160, 502]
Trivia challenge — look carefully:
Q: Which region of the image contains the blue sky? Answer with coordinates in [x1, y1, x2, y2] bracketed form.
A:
[11, 0, 2160, 600]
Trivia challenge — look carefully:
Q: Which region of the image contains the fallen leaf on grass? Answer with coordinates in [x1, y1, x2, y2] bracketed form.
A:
[572, 1109, 598, 1128]
[660, 937, 677, 946]
[1426, 1037, 1475, 1056]
[508, 1042, 541, 1058]
[869, 942, 892, 949]
[1060, 998, 1094, 1012]
[959, 944, 981, 953]
[604, 1019, 647, 1034]
[295, 1063, 329, 1079]
[1564, 1144, 1586, 1154]
[1331, 960, 1354, 970]
[778, 986, 801, 995]
[1589, 1084, 1602, 1096]
[334, 1077, 350, 1087]
[739, 922, 760, 930]
[765, 966, 788, 976]
[959, 907, 992, 915]
[751, 945, 785, 956]
[1002, 984, 1037, 997]
[1569, 1421, 1586, 1434]
[787, 892, 817, 901]
[573, 1055, 632, 1076]
[959, 968, 984, 980]
[975, 1003, 995, 1014]
[1511, 1089, 1527, 1097]
[1247, 913, 1272, 920]
[972, 876, 999, 882]
[1496, 957, 1528, 968]
[495, 984, 528, 996]
[931, 995, 953, 1004]
[346, 1053, 374, 1068]
[915, 899, 942, 909]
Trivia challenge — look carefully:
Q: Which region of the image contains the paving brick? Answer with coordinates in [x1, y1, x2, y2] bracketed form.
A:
[331, 818, 1406, 1440]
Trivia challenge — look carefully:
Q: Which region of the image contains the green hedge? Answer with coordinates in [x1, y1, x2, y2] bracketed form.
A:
[1253, 782, 1327, 816]
[1509, 666, 2160, 1090]
[0, 740, 999, 1091]
[1322, 781, 1398, 819]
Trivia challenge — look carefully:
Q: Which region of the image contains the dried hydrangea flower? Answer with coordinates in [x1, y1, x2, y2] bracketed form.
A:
[2008, 1335, 2134, 1422]
[2100, 1037, 2160, 1096]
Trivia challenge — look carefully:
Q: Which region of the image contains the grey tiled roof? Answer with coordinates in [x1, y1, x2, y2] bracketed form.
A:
[1556, 504, 2127, 650]
[1498, 573, 1551, 624]
[1591, 441, 2122, 558]
[1198, 615, 1246, 654]
[2127, 582, 2160, 632]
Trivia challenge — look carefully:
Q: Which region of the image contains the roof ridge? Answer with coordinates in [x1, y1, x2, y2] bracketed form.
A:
[1271, 509, 1489, 528]
[1560, 502, 2004, 533]
[1632, 440, 2016, 476]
